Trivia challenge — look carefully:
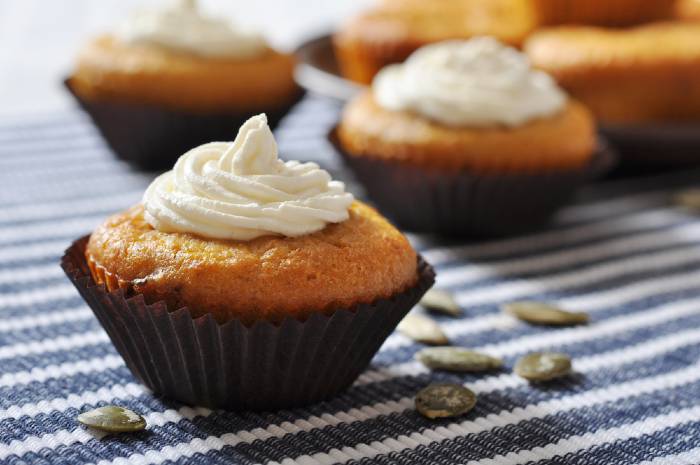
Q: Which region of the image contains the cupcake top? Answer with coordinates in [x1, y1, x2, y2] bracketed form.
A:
[115, 0, 267, 58]
[372, 37, 566, 128]
[143, 114, 354, 241]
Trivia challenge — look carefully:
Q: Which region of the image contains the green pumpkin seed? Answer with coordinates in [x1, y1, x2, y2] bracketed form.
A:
[77, 406, 146, 433]
[416, 347, 502, 372]
[514, 352, 572, 381]
[675, 189, 700, 210]
[415, 383, 477, 419]
[398, 313, 449, 345]
[503, 301, 589, 326]
[420, 289, 462, 317]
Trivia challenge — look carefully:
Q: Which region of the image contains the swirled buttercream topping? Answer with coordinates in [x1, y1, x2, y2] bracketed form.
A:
[116, 0, 266, 58]
[143, 114, 354, 240]
[373, 37, 567, 128]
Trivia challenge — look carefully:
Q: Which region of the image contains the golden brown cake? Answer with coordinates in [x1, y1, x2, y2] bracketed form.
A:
[333, 0, 535, 84]
[86, 202, 417, 325]
[529, 0, 674, 26]
[338, 91, 595, 174]
[676, 0, 700, 21]
[71, 35, 298, 113]
[525, 22, 700, 124]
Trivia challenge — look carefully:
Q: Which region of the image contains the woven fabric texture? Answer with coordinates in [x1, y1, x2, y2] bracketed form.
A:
[1, 96, 700, 465]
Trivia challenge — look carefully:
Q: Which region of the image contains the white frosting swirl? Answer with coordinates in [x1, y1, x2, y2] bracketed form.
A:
[116, 0, 266, 58]
[143, 114, 354, 241]
[373, 37, 567, 128]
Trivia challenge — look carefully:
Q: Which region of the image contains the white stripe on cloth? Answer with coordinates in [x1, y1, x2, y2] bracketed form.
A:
[634, 447, 700, 465]
[0, 306, 92, 333]
[6, 309, 700, 463]
[0, 355, 123, 388]
[0, 329, 107, 360]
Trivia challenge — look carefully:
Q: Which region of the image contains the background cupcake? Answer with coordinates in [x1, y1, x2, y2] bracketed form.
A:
[333, 37, 611, 236]
[66, 0, 301, 170]
[63, 114, 434, 410]
[332, 0, 536, 84]
[525, 21, 700, 165]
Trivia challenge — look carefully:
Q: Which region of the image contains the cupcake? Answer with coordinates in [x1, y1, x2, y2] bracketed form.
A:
[528, 0, 674, 26]
[66, 0, 300, 170]
[333, 38, 609, 236]
[525, 22, 700, 125]
[333, 1, 536, 85]
[676, 0, 700, 21]
[62, 114, 434, 410]
[525, 22, 700, 165]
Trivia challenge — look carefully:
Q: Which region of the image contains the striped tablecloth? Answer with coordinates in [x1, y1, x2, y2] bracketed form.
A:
[2, 95, 700, 465]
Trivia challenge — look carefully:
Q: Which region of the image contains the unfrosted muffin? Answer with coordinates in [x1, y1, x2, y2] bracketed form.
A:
[63, 114, 433, 410]
[66, 0, 300, 169]
[333, 0, 535, 84]
[676, 0, 700, 21]
[525, 22, 700, 124]
[528, 0, 674, 26]
[334, 38, 603, 235]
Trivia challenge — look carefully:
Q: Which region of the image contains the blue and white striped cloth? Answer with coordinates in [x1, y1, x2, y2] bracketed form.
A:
[2, 95, 700, 465]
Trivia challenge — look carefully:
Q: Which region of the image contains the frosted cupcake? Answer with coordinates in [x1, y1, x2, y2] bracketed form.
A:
[334, 38, 611, 236]
[66, 0, 300, 170]
[62, 114, 433, 410]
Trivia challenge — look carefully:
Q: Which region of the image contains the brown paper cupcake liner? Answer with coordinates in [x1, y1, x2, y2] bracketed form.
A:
[64, 78, 303, 171]
[61, 236, 434, 411]
[329, 127, 616, 237]
[601, 123, 700, 168]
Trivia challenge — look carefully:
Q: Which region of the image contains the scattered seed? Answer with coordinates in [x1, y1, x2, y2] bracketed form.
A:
[77, 406, 146, 433]
[415, 383, 477, 419]
[675, 188, 700, 210]
[514, 352, 572, 382]
[420, 289, 462, 317]
[503, 301, 589, 326]
[416, 347, 502, 373]
[398, 313, 449, 345]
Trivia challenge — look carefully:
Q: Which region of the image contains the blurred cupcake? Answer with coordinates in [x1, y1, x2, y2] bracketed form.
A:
[62, 114, 433, 410]
[333, 0, 535, 84]
[334, 38, 609, 236]
[525, 22, 700, 125]
[676, 0, 700, 21]
[66, 0, 300, 170]
[529, 0, 674, 26]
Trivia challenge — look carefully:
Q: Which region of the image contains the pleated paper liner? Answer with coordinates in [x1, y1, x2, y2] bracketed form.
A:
[329, 127, 617, 237]
[64, 78, 303, 171]
[61, 236, 434, 411]
[601, 123, 700, 168]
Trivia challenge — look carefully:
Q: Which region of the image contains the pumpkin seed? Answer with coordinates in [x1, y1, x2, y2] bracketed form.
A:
[420, 289, 462, 317]
[397, 313, 449, 345]
[415, 383, 477, 419]
[416, 347, 502, 372]
[514, 352, 572, 381]
[77, 405, 146, 433]
[503, 301, 589, 326]
[675, 189, 700, 210]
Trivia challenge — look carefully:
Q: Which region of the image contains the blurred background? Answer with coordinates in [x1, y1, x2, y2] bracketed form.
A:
[0, 0, 372, 116]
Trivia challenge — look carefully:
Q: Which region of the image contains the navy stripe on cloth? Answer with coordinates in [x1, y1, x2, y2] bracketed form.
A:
[2, 95, 700, 465]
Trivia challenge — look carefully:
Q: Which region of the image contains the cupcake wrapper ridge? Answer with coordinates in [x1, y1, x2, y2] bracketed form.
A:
[62, 236, 434, 411]
[330, 127, 616, 237]
[64, 78, 303, 171]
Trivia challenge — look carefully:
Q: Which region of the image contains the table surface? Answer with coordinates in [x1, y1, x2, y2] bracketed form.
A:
[3, 2, 700, 465]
